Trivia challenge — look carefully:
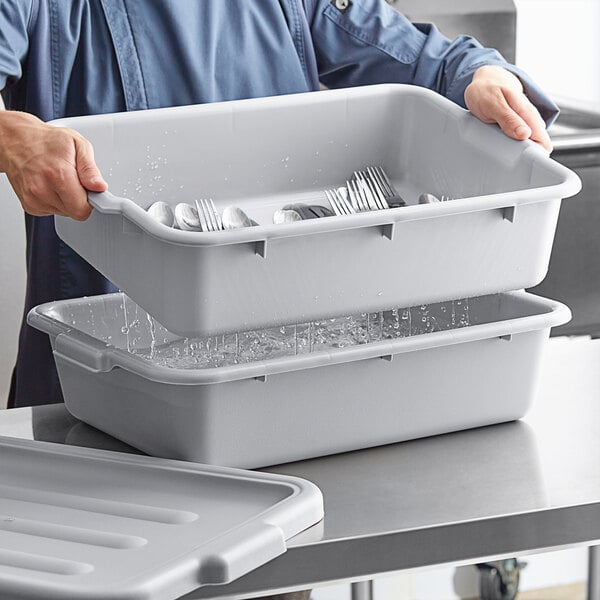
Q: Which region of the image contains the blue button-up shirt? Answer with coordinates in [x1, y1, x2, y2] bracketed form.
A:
[1, 0, 559, 407]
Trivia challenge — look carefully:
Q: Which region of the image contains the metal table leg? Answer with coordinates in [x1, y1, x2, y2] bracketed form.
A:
[351, 580, 373, 600]
[588, 545, 600, 600]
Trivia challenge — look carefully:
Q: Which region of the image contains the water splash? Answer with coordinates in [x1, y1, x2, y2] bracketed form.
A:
[127, 299, 470, 369]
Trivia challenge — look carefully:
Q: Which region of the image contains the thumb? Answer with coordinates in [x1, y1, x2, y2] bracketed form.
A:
[74, 136, 108, 192]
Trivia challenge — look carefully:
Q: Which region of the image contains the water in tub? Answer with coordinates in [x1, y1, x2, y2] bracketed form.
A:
[57, 296, 470, 370]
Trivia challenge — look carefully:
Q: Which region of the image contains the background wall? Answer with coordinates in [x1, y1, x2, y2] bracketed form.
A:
[0, 95, 26, 407]
[0, 177, 24, 407]
[514, 0, 600, 105]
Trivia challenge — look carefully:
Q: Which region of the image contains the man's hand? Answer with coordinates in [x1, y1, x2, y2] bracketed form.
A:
[0, 111, 107, 220]
[464, 65, 552, 153]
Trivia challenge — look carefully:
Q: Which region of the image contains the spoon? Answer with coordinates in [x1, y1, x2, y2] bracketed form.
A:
[147, 201, 174, 227]
[273, 208, 302, 224]
[174, 203, 203, 231]
[418, 193, 441, 204]
[222, 205, 254, 229]
[282, 203, 334, 219]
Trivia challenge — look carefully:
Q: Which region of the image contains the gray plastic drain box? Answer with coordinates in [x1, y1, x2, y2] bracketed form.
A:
[52, 84, 581, 337]
[0, 435, 323, 600]
[29, 291, 570, 469]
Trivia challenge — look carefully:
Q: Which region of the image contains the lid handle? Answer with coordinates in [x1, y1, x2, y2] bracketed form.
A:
[197, 522, 286, 585]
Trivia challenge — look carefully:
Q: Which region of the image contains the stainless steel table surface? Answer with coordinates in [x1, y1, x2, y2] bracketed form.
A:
[1, 336, 599, 599]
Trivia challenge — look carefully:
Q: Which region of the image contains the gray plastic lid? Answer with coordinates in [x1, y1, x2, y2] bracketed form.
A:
[0, 436, 323, 600]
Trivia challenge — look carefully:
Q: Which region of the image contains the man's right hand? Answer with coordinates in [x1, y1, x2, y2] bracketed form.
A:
[0, 110, 107, 220]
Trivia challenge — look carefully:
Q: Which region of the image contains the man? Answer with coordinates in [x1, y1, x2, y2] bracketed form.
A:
[0, 0, 556, 410]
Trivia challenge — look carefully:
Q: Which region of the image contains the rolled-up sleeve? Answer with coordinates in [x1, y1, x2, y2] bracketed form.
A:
[307, 0, 558, 126]
[0, 0, 33, 91]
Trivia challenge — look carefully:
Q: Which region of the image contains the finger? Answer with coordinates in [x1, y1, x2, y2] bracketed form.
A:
[52, 167, 94, 221]
[73, 135, 108, 192]
[530, 130, 553, 153]
[484, 90, 533, 141]
[488, 91, 553, 153]
[41, 188, 82, 219]
[505, 90, 553, 152]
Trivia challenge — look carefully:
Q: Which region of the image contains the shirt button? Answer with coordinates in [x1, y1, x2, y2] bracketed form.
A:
[333, 0, 351, 12]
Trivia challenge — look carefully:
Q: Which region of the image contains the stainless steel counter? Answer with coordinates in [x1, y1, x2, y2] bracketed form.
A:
[1, 336, 599, 599]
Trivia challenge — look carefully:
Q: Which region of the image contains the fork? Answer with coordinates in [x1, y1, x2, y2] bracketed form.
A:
[350, 172, 384, 210]
[355, 166, 406, 207]
[325, 187, 355, 216]
[195, 198, 223, 231]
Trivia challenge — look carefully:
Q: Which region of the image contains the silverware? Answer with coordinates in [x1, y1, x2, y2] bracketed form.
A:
[222, 205, 254, 229]
[418, 193, 452, 204]
[174, 203, 202, 231]
[325, 187, 355, 216]
[171, 201, 255, 231]
[326, 166, 405, 216]
[147, 201, 175, 227]
[282, 203, 335, 219]
[157, 165, 406, 230]
[350, 172, 382, 210]
[347, 179, 368, 212]
[195, 198, 223, 231]
[273, 208, 303, 224]
[354, 166, 405, 208]
[419, 193, 441, 204]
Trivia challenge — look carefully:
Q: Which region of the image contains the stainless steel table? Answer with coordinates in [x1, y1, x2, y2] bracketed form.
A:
[2, 337, 599, 599]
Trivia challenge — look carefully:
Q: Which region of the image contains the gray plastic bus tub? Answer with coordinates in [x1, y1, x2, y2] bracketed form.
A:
[0, 435, 323, 600]
[52, 84, 581, 337]
[28, 291, 571, 469]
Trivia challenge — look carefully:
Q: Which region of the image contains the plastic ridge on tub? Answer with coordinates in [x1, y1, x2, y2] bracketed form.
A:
[0, 436, 324, 600]
[52, 84, 581, 336]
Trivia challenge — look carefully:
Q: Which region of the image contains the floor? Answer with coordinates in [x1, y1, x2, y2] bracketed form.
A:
[516, 582, 586, 600]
